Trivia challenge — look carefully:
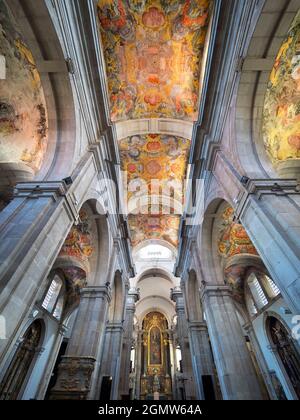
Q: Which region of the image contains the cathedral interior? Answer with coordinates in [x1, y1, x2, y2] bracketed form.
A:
[0, 0, 300, 401]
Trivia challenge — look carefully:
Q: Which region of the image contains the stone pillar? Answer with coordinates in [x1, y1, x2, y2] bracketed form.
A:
[171, 288, 196, 400]
[99, 322, 124, 400]
[201, 285, 263, 400]
[118, 288, 140, 400]
[134, 330, 143, 399]
[188, 321, 217, 400]
[236, 180, 300, 313]
[0, 182, 76, 366]
[50, 285, 111, 400]
[168, 332, 177, 400]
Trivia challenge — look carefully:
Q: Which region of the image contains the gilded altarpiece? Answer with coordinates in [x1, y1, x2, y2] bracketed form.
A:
[140, 312, 172, 400]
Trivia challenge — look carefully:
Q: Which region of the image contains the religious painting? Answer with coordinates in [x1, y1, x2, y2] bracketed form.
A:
[97, 0, 213, 122]
[142, 312, 168, 373]
[149, 326, 162, 365]
[263, 11, 300, 165]
[0, 0, 48, 172]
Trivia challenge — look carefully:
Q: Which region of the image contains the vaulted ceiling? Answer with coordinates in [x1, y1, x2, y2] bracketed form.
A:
[97, 0, 213, 251]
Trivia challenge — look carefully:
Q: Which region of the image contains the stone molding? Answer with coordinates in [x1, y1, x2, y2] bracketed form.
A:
[200, 285, 232, 301]
[80, 286, 112, 303]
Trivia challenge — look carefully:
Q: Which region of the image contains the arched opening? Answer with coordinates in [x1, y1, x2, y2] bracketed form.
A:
[267, 316, 300, 399]
[0, 0, 78, 212]
[0, 319, 44, 400]
[235, 5, 300, 179]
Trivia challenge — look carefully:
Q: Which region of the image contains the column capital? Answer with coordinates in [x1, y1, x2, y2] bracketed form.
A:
[14, 181, 79, 221]
[170, 287, 183, 302]
[128, 287, 140, 303]
[106, 322, 124, 333]
[80, 285, 112, 303]
[235, 179, 299, 219]
[200, 284, 232, 301]
[14, 181, 68, 198]
[188, 321, 208, 333]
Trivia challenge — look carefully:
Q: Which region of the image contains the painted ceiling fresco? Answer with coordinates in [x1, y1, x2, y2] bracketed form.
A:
[263, 11, 300, 165]
[218, 206, 258, 260]
[97, 0, 212, 122]
[0, 0, 48, 172]
[120, 134, 190, 248]
[128, 213, 180, 247]
[59, 209, 94, 263]
[120, 134, 190, 199]
[218, 206, 259, 302]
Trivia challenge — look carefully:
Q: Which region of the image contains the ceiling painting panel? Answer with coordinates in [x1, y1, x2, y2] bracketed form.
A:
[120, 134, 190, 201]
[263, 11, 300, 165]
[97, 0, 212, 122]
[120, 133, 189, 248]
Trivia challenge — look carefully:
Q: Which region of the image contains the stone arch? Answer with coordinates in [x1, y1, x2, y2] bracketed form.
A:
[135, 267, 176, 286]
[56, 199, 111, 288]
[235, 2, 300, 179]
[199, 198, 230, 285]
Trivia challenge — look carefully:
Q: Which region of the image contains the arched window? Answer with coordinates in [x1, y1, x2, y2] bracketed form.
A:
[247, 273, 268, 310]
[42, 275, 65, 320]
[245, 289, 258, 317]
[262, 275, 281, 298]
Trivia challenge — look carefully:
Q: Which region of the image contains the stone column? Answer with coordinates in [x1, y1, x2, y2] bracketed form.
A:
[50, 285, 111, 400]
[99, 322, 124, 400]
[236, 180, 300, 313]
[118, 288, 140, 399]
[188, 321, 217, 400]
[134, 330, 143, 400]
[201, 285, 263, 400]
[171, 288, 196, 400]
[0, 182, 76, 366]
[168, 332, 177, 400]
